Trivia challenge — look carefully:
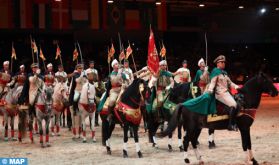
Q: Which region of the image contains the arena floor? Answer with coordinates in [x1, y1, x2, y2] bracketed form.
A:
[0, 96, 278, 165]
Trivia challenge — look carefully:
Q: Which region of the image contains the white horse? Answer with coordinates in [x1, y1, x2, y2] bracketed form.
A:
[35, 85, 54, 147]
[0, 85, 23, 141]
[51, 82, 69, 136]
[78, 81, 97, 143]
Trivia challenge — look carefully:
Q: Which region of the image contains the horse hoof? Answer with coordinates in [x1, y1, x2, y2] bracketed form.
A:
[41, 143, 45, 148]
[18, 138, 22, 143]
[209, 141, 216, 149]
[106, 147, 111, 155]
[83, 139, 87, 143]
[51, 133, 55, 137]
[152, 143, 158, 148]
[123, 150, 128, 158]
[179, 146, 184, 152]
[138, 151, 143, 158]
[251, 158, 259, 165]
[57, 134, 60, 137]
[12, 137, 17, 141]
[168, 144, 173, 152]
[196, 141, 200, 145]
[92, 139, 97, 143]
[46, 143, 51, 147]
[184, 158, 190, 164]
[4, 137, 9, 142]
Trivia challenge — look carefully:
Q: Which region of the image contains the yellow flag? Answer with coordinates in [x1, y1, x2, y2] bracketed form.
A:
[11, 43, 17, 60]
[39, 48, 46, 61]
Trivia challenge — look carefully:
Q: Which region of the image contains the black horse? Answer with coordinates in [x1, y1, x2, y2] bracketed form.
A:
[160, 73, 278, 164]
[100, 78, 147, 158]
[147, 82, 201, 151]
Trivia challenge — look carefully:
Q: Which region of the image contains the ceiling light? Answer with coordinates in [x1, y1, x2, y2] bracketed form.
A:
[54, 0, 62, 1]
[199, 4, 205, 7]
[238, 6, 244, 9]
[156, 1, 161, 6]
[260, 8, 266, 14]
[107, 0, 113, 4]
[276, 8, 279, 11]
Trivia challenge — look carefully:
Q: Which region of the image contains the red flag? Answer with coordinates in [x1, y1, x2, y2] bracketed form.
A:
[31, 40, 38, 53]
[147, 28, 159, 75]
[39, 48, 46, 61]
[55, 44, 61, 60]
[125, 44, 133, 59]
[119, 50, 125, 62]
[73, 47, 79, 61]
[109, 43, 115, 58]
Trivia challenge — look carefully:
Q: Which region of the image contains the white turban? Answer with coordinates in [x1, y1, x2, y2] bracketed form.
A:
[20, 65, 25, 69]
[47, 63, 53, 68]
[159, 60, 167, 66]
[111, 59, 119, 67]
[198, 58, 205, 66]
[3, 61, 9, 65]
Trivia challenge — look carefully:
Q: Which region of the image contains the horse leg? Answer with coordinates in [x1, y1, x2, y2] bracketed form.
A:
[70, 106, 77, 139]
[78, 114, 82, 138]
[50, 113, 55, 136]
[191, 129, 203, 164]
[38, 117, 44, 148]
[34, 118, 39, 134]
[90, 112, 96, 142]
[240, 129, 258, 165]
[152, 122, 160, 148]
[4, 113, 8, 141]
[123, 123, 129, 158]
[129, 126, 134, 138]
[168, 133, 173, 152]
[133, 125, 142, 158]
[66, 107, 72, 131]
[178, 123, 183, 152]
[183, 130, 191, 164]
[81, 112, 87, 143]
[45, 116, 51, 147]
[208, 129, 216, 149]
[56, 113, 61, 136]
[28, 109, 34, 143]
[10, 116, 16, 141]
[106, 122, 115, 155]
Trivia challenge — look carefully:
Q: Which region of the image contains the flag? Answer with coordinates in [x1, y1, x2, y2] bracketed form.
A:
[125, 44, 133, 59]
[73, 47, 79, 61]
[31, 40, 38, 53]
[55, 44, 61, 60]
[109, 43, 115, 59]
[39, 48, 46, 61]
[160, 44, 166, 58]
[11, 43, 17, 60]
[119, 49, 125, 62]
[147, 28, 160, 75]
[107, 46, 111, 63]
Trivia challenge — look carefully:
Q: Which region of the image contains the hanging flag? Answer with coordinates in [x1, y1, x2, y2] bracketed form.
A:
[31, 39, 38, 53]
[109, 43, 115, 59]
[73, 47, 79, 61]
[160, 43, 166, 58]
[125, 44, 133, 59]
[39, 48, 46, 61]
[119, 49, 125, 62]
[11, 43, 17, 60]
[55, 44, 61, 60]
[147, 28, 160, 74]
[107, 46, 111, 63]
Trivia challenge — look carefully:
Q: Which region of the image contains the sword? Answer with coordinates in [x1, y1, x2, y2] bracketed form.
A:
[205, 32, 208, 66]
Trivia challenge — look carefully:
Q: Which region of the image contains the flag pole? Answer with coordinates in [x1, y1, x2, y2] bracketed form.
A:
[40, 47, 47, 71]
[30, 35, 34, 63]
[205, 32, 208, 66]
[108, 46, 111, 74]
[10, 42, 14, 73]
[128, 40, 137, 73]
[57, 44, 64, 70]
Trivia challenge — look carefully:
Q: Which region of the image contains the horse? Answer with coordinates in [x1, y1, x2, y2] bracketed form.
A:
[35, 85, 54, 147]
[78, 81, 97, 143]
[51, 82, 69, 136]
[0, 85, 23, 141]
[100, 78, 147, 158]
[160, 72, 278, 164]
[146, 82, 201, 151]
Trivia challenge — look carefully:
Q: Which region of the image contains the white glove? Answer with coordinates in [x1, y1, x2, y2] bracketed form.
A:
[36, 69, 41, 75]
[94, 82, 98, 88]
[204, 66, 208, 71]
[125, 74, 130, 80]
[165, 85, 172, 91]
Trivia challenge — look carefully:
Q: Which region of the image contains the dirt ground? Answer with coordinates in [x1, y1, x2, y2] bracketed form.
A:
[0, 96, 278, 165]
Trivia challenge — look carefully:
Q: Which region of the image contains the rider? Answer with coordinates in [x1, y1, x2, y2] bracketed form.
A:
[7, 65, 27, 88]
[55, 64, 68, 83]
[106, 59, 127, 122]
[0, 61, 12, 101]
[193, 58, 210, 94]
[44, 63, 55, 87]
[173, 60, 191, 83]
[122, 59, 134, 86]
[155, 60, 174, 120]
[207, 55, 240, 131]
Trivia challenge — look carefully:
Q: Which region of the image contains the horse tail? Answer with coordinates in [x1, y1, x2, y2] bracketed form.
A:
[159, 103, 183, 137]
[18, 110, 28, 138]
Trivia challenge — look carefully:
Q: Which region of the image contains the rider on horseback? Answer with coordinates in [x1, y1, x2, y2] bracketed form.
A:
[44, 63, 56, 87]
[173, 60, 191, 83]
[0, 61, 12, 101]
[207, 55, 240, 131]
[106, 59, 128, 122]
[193, 58, 210, 94]
[7, 65, 26, 88]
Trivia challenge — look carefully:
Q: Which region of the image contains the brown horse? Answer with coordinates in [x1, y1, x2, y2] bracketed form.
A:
[160, 73, 278, 164]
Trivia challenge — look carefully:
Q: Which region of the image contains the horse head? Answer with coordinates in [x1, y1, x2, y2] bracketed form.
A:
[44, 85, 54, 113]
[257, 72, 278, 97]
